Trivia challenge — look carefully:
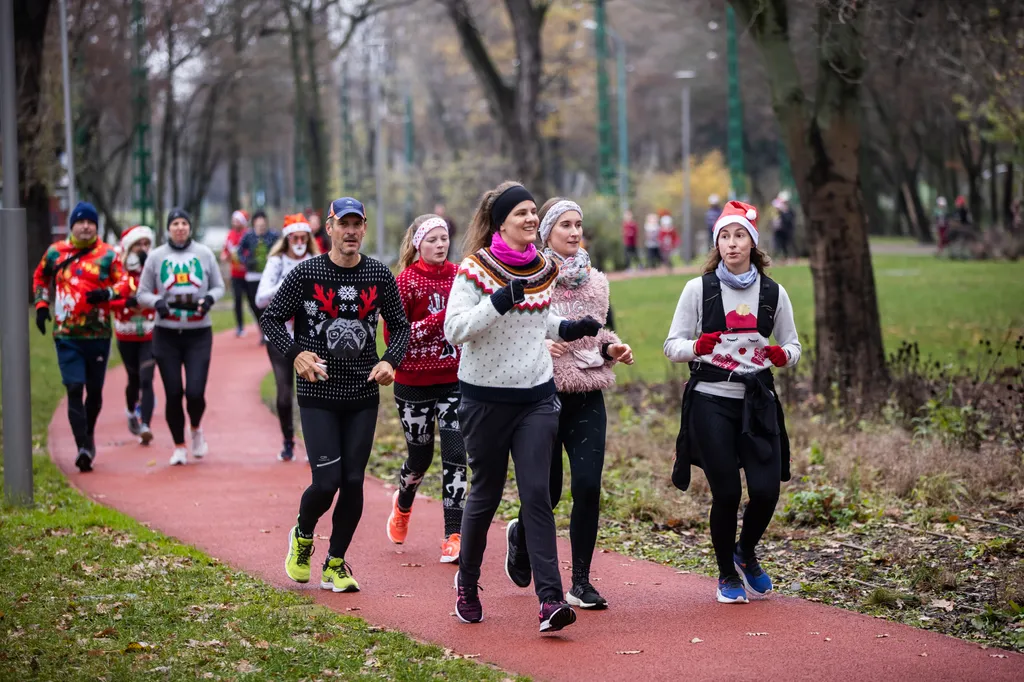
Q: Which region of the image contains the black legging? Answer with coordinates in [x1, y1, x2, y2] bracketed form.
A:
[393, 382, 468, 537]
[689, 391, 781, 579]
[152, 327, 213, 445]
[297, 405, 378, 559]
[266, 342, 295, 443]
[245, 279, 261, 325]
[117, 339, 155, 424]
[231, 277, 247, 330]
[517, 390, 606, 582]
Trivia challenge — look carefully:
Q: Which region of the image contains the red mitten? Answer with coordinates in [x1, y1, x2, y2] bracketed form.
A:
[694, 331, 722, 356]
[765, 345, 788, 367]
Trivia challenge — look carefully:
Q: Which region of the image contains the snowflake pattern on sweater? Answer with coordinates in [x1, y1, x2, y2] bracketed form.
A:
[386, 259, 460, 387]
[260, 254, 410, 410]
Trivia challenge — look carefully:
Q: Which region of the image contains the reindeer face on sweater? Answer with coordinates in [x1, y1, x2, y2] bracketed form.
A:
[310, 282, 379, 359]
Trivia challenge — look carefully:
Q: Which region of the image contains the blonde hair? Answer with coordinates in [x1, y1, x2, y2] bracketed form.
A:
[267, 231, 319, 259]
[463, 180, 525, 255]
[397, 213, 444, 271]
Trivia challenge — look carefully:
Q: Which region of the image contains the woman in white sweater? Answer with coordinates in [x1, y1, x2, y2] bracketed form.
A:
[664, 200, 801, 606]
[254, 213, 318, 462]
[444, 181, 601, 633]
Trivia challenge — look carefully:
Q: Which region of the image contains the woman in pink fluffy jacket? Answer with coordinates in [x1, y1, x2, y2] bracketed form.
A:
[503, 197, 634, 611]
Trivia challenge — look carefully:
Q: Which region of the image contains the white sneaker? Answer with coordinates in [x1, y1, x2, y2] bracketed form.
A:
[169, 447, 188, 466]
[191, 428, 208, 459]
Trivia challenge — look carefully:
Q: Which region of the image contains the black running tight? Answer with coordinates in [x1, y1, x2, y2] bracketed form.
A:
[517, 390, 606, 582]
[297, 405, 378, 559]
[266, 342, 295, 443]
[117, 339, 155, 424]
[689, 391, 781, 579]
[393, 382, 467, 537]
[152, 327, 213, 445]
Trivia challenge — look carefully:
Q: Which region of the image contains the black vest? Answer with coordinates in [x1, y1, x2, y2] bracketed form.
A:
[698, 271, 780, 339]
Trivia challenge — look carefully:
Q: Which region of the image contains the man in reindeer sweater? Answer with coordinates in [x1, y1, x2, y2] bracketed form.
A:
[261, 197, 411, 594]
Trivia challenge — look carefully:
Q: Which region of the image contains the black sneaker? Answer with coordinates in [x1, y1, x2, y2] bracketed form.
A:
[278, 441, 295, 462]
[504, 519, 532, 588]
[126, 409, 141, 436]
[566, 581, 608, 609]
[75, 447, 93, 473]
[538, 600, 576, 633]
[454, 571, 483, 623]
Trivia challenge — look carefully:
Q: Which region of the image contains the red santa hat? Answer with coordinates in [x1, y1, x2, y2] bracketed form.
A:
[712, 200, 760, 246]
[231, 209, 249, 227]
[120, 224, 155, 252]
[282, 213, 311, 237]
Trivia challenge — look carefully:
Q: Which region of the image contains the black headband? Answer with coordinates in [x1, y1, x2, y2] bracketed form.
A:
[489, 185, 535, 228]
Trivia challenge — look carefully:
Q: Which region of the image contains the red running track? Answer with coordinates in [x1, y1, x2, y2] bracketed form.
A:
[49, 327, 1021, 681]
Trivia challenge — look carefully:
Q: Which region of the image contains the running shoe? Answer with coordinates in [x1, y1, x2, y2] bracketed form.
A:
[321, 556, 359, 592]
[504, 519, 532, 588]
[75, 447, 93, 473]
[716, 576, 749, 604]
[126, 408, 141, 436]
[236, 327, 246, 338]
[191, 428, 208, 459]
[278, 441, 295, 462]
[284, 525, 314, 583]
[440, 533, 461, 564]
[539, 600, 577, 633]
[138, 423, 153, 445]
[566, 581, 608, 610]
[733, 548, 773, 596]
[454, 571, 483, 623]
[169, 447, 188, 466]
[386, 490, 412, 544]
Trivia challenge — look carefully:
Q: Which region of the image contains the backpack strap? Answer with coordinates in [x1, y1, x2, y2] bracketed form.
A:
[757, 275, 780, 338]
[700, 272, 726, 334]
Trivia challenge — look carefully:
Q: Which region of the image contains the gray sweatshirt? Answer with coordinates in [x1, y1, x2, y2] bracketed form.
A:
[138, 240, 225, 330]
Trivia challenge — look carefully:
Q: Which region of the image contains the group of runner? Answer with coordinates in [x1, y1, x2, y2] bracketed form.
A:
[36, 185, 802, 634]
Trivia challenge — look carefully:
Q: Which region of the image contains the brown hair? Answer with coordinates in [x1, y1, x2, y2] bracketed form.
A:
[463, 180, 525, 255]
[397, 213, 444, 271]
[267, 231, 319, 259]
[702, 242, 772, 275]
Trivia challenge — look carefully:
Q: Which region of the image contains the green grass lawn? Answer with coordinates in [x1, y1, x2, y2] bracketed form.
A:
[1, 306, 519, 682]
[611, 254, 1024, 382]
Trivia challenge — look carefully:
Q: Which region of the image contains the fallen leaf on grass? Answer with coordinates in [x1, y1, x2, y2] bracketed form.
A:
[93, 627, 117, 638]
[690, 638, 703, 644]
[346, 607, 361, 612]
[255, 640, 269, 650]
[147, 667, 171, 673]
[314, 633, 334, 643]
[928, 599, 954, 612]
[616, 650, 643, 655]
[463, 654, 480, 659]
[235, 660, 261, 673]
[367, 626, 384, 633]
[124, 642, 156, 653]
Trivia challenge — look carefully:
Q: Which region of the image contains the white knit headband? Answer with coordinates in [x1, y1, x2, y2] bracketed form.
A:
[412, 217, 448, 250]
[538, 200, 583, 244]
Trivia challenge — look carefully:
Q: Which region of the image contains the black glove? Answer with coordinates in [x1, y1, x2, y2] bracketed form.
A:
[559, 315, 602, 342]
[125, 295, 138, 309]
[85, 288, 113, 304]
[196, 294, 215, 317]
[36, 307, 50, 335]
[490, 278, 526, 315]
[155, 300, 171, 319]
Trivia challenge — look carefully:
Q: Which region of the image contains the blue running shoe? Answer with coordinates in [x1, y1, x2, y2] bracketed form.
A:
[733, 549, 773, 596]
[716, 576, 748, 604]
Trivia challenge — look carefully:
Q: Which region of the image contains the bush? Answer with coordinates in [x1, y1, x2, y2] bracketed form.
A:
[784, 485, 864, 526]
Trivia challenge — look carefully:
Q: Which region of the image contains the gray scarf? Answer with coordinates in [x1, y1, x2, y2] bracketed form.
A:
[716, 260, 758, 289]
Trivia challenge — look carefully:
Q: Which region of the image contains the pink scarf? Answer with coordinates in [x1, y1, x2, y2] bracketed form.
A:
[490, 232, 537, 267]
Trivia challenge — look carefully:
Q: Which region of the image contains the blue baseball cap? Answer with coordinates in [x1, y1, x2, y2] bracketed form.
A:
[328, 197, 365, 221]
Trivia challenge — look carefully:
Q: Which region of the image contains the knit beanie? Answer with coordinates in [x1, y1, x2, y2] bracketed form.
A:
[68, 201, 99, 228]
[167, 208, 192, 230]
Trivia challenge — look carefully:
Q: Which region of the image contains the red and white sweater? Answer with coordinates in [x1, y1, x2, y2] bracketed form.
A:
[110, 268, 157, 342]
[387, 259, 461, 386]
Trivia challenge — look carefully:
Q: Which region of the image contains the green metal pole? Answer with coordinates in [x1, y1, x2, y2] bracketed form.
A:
[594, 0, 614, 195]
[131, 0, 151, 226]
[341, 60, 354, 193]
[614, 29, 628, 211]
[404, 90, 414, 226]
[726, 4, 746, 200]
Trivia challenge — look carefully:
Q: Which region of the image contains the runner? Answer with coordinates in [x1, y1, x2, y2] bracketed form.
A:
[110, 224, 157, 445]
[239, 210, 279, 338]
[254, 213, 319, 462]
[664, 200, 801, 604]
[444, 181, 601, 632]
[306, 207, 330, 255]
[383, 213, 466, 564]
[262, 197, 410, 594]
[33, 201, 130, 472]
[221, 209, 250, 337]
[503, 198, 634, 611]
[137, 208, 225, 466]
[643, 212, 661, 269]
[621, 209, 639, 271]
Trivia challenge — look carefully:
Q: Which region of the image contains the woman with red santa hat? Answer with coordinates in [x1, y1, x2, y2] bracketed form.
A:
[664, 200, 802, 605]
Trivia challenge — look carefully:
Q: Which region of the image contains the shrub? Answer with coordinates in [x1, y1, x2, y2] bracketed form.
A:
[784, 486, 863, 526]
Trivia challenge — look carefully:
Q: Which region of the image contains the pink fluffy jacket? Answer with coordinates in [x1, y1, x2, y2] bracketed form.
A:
[548, 269, 622, 394]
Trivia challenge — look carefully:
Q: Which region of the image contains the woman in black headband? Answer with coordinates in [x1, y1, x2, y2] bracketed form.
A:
[444, 181, 601, 633]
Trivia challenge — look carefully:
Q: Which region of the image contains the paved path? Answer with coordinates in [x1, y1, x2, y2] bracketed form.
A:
[49, 327, 1020, 681]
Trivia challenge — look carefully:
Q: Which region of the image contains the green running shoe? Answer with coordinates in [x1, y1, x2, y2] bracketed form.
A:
[284, 525, 315, 583]
[321, 556, 359, 593]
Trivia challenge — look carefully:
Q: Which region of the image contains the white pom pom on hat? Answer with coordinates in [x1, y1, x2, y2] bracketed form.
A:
[746, 208, 757, 221]
[712, 200, 760, 246]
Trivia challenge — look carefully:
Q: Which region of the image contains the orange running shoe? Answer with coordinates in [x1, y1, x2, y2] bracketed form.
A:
[440, 533, 461, 564]
[386, 490, 412, 544]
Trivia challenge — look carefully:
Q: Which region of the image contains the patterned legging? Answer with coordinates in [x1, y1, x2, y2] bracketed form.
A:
[393, 381, 468, 537]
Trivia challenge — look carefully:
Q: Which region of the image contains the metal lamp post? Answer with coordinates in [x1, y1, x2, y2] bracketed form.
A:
[583, 18, 629, 212]
[675, 70, 696, 263]
[59, 0, 76, 208]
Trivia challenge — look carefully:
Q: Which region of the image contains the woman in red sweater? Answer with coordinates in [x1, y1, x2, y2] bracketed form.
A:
[384, 213, 466, 564]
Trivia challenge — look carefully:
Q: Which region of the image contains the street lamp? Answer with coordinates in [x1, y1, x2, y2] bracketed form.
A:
[582, 18, 629, 212]
[675, 70, 696, 263]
